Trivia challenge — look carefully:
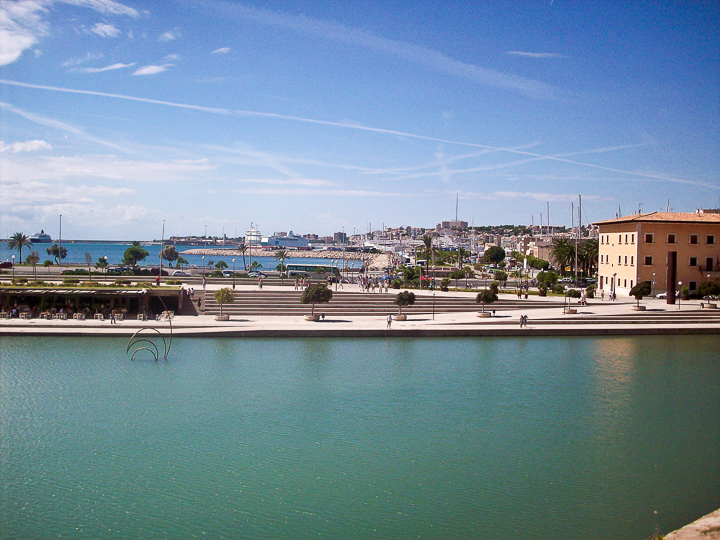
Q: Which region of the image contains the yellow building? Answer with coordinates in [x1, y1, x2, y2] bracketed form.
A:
[594, 210, 720, 298]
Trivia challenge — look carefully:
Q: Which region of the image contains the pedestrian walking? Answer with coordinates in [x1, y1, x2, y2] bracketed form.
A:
[387, 314, 392, 329]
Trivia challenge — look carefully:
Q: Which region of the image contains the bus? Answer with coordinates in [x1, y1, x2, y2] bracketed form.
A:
[284, 263, 342, 282]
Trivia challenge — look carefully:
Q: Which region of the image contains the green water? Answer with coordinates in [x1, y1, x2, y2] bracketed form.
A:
[1, 336, 718, 539]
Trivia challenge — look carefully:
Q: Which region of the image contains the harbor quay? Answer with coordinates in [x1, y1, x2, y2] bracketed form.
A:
[1, 282, 719, 337]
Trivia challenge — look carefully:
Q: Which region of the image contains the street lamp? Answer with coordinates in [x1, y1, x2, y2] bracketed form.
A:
[232, 258, 236, 289]
[104, 256, 108, 279]
[202, 256, 206, 289]
[677, 281, 682, 309]
[11, 255, 15, 280]
[652, 272, 656, 297]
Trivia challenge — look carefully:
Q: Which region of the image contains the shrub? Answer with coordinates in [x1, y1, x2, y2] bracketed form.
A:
[586, 284, 596, 298]
[393, 290, 416, 315]
[12, 277, 28, 285]
[213, 287, 235, 317]
[301, 283, 333, 316]
[63, 278, 80, 285]
[552, 284, 565, 294]
[567, 289, 581, 298]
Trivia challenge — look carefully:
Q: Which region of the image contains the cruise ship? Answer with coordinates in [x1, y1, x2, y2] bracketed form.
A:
[260, 231, 309, 248]
[29, 230, 52, 243]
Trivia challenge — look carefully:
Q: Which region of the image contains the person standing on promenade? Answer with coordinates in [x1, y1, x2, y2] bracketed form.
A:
[387, 314, 392, 329]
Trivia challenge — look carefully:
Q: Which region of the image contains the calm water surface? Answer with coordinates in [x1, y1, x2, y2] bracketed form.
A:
[1, 336, 718, 539]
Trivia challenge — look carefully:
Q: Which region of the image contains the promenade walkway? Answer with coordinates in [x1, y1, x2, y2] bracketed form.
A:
[2, 284, 719, 337]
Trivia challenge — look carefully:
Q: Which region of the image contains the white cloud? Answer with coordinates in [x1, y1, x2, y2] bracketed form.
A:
[507, 51, 567, 59]
[158, 28, 181, 42]
[0, 140, 52, 153]
[74, 62, 135, 72]
[164, 53, 180, 61]
[211, 47, 230, 54]
[0, 154, 217, 183]
[0, 0, 138, 66]
[61, 51, 104, 66]
[132, 64, 171, 75]
[207, 2, 555, 99]
[91, 22, 121, 37]
[234, 178, 334, 187]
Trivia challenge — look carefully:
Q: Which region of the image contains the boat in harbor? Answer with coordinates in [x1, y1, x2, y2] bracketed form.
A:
[29, 230, 52, 243]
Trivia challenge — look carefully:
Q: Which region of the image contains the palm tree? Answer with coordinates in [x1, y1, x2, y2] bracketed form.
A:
[238, 244, 248, 270]
[550, 238, 574, 276]
[421, 234, 433, 262]
[274, 249, 289, 285]
[457, 247, 469, 268]
[578, 239, 599, 278]
[7, 232, 32, 263]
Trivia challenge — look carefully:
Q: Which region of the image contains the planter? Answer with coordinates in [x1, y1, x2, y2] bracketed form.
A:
[701, 302, 718, 309]
[477, 312, 491, 318]
[305, 314, 320, 321]
[392, 314, 407, 321]
[214, 314, 230, 321]
[564, 308, 577, 314]
[631, 306, 646, 311]
[538, 290, 547, 297]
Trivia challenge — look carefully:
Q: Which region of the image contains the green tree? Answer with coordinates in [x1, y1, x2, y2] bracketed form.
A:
[493, 270, 508, 286]
[393, 290, 416, 316]
[300, 283, 333, 316]
[213, 287, 235, 317]
[160, 245, 179, 267]
[176, 256, 189, 269]
[43, 259, 54, 274]
[629, 281, 652, 308]
[457, 247, 469, 268]
[46, 244, 67, 265]
[421, 234, 433, 263]
[122, 241, 149, 267]
[536, 270, 559, 288]
[698, 280, 720, 297]
[215, 260, 228, 270]
[7, 232, 32, 262]
[314, 266, 327, 277]
[483, 246, 506, 265]
[238, 244, 247, 270]
[463, 266, 474, 288]
[578, 239, 599, 278]
[550, 238, 574, 276]
[476, 287, 498, 314]
[274, 249, 289, 285]
[26, 250, 40, 280]
[85, 252, 93, 282]
[95, 257, 108, 271]
[450, 269, 464, 288]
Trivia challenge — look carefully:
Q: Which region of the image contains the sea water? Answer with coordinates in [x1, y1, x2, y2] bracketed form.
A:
[1, 335, 718, 539]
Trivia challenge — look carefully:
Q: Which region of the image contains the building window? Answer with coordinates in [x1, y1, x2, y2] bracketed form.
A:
[618, 255, 622, 264]
[617, 278, 621, 286]
[707, 258, 715, 272]
[624, 255, 628, 265]
[644, 256, 653, 265]
[667, 233, 676, 244]
[690, 234, 698, 245]
[690, 257, 697, 267]
[630, 256, 634, 265]
[645, 233, 654, 243]
[618, 234, 622, 243]
[624, 234, 628, 243]
[623, 279, 627, 287]
[708, 235, 716, 245]
[631, 234, 635, 243]
[630, 280, 633, 288]
[690, 281, 697, 291]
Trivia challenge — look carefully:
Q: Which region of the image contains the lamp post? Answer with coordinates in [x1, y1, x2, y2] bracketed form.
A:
[202, 256, 206, 289]
[11, 255, 15, 280]
[104, 256, 108, 280]
[232, 259, 236, 289]
[652, 272, 656, 297]
[678, 281, 682, 309]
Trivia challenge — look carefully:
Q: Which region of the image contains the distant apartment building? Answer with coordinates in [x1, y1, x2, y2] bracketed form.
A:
[438, 220, 468, 230]
[594, 210, 720, 297]
[333, 232, 348, 244]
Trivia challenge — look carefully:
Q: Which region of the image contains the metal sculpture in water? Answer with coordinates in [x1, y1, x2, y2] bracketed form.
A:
[126, 295, 173, 361]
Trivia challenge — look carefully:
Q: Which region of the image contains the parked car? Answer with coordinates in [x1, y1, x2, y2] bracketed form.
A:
[655, 291, 678, 299]
[558, 278, 572, 284]
[222, 270, 235, 278]
[0, 260, 13, 268]
[248, 271, 267, 278]
[172, 270, 190, 276]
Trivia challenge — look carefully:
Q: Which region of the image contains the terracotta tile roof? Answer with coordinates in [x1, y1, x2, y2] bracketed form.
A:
[594, 211, 720, 225]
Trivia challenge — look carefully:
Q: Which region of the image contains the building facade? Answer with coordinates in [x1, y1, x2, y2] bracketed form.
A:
[594, 211, 720, 297]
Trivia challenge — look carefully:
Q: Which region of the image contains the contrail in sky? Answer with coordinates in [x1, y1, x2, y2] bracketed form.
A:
[0, 79, 712, 188]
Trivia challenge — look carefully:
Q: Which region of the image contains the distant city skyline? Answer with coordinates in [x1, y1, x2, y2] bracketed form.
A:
[1, 0, 718, 240]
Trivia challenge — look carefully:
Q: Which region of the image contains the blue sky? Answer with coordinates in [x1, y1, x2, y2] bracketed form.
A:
[1, 0, 718, 240]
